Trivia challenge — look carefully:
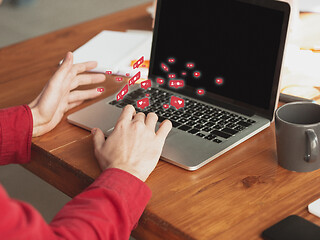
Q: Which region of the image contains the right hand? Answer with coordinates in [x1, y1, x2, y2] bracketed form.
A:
[92, 105, 172, 182]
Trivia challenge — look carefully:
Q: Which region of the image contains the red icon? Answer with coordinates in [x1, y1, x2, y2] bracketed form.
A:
[197, 89, 205, 95]
[146, 93, 150, 97]
[126, 73, 130, 77]
[193, 71, 201, 78]
[163, 104, 169, 109]
[161, 63, 169, 72]
[141, 79, 151, 90]
[168, 74, 176, 78]
[97, 88, 104, 93]
[170, 96, 185, 110]
[168, 58, 175, 63]
[157, 78, 164, 85]
[136, 97, 149, 109]
[116, 77, 123, 81]
[116, 84, 128, 101]
[106, 71, 112, 75]
[128, 71, 141, 86]
[215, 78, 223, 85]
[181, 72, 187, 76]
[169, 80, 184, 89]
[133, 56, 144, 69]
[186, 63, 194, 68]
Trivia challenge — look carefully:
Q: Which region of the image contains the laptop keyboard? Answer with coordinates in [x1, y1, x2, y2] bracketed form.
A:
[109, 88, 256, 144]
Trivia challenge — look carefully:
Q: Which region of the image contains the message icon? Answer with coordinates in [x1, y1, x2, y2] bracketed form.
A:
[106, 71, 112, 75]
[168, 58, 175, 63]
[186, 63, 195, 68]
[163, 104, 169, 109]
[133, 56, 144, 69]
[215, 78, 223, 85]
[157, 78, 164, 85]
[193, 71, 201, 78]
[116, 84, 128, 101]
[116, 77, 123, 82]
[136, 97, 150, 109]
[169, 80, 184, 89]
[126, 73, 130, 77]
[181, 71, 187, 76]
[197, 89, 205, 95]
[97, 88, 104, 93]
[170, 96, 184, 110]
[141, 79, 151, 90]
[161, 63, 169, 72]
[168, 74, 176, 79]
[128, 71, 141, 86]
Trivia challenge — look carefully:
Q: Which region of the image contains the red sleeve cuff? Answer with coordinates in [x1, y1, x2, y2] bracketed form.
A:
[89, 168, 152, 226]
[0, 105, 33, 165]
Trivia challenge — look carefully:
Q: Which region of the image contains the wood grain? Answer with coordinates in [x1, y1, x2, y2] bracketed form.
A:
[1, 3, 320, 239]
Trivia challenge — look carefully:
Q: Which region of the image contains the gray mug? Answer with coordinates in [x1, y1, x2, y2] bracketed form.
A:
[275, 102, 320, 172]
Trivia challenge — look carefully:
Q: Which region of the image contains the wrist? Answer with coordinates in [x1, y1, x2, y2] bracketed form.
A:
[28, 105, 40, 137]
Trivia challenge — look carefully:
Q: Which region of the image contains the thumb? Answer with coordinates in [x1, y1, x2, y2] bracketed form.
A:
[92, 128, 105, 151]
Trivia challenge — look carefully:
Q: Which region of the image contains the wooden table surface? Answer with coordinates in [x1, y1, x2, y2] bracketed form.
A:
[1, 2, 320, 240]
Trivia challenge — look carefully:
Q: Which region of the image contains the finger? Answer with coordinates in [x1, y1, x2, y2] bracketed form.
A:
[71, 73, 106, 90]
[117, 105, 136, 123]
[68, 88, 102, 103]
[56, 52, 73, 75]
[145, 112, 158, 130]
[133, 112, 146, 123]
[92, 128, 105, 152]
[71, 61, 98, 76]
[156, 119, 172, 139]
[66, 100, 84, 111]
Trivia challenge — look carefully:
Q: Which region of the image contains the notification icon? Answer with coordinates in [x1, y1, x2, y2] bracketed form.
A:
[186, 63, 195, 68]
[197, 89, 205, 95]
[170, 96, 185, 110]
[168, 58, 175, 63]
[128, 71, 141, 86]
[136, 97, 150, 109]
[133, 56, 144, 69]
[163, 104, 169, 109]
[169, 80, 184, 89]
[141, 79, 151, 90]
[157, 78, 164, 85]
[106, 71, 112, 75]
[97, 88, 104, 93]
[161, 63, 169, 72]
[116, 84, 128, 101]
[181, 71, 187, 76]
[215, 78, 223, 85]
[116, 77, 123, 82]
[168, 74, 176, 79]
[126, 73, 130, 77]
[194, 71, 201, 78]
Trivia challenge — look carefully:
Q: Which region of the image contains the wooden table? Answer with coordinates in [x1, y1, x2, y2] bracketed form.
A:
[1, 2, 320, 239]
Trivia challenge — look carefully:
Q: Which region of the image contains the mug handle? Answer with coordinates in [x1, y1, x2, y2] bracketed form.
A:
[305, 129, 319, 163]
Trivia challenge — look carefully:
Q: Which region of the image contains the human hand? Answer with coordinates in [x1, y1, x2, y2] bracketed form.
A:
[28, 52, 106, 137]
[92, 105, 172, 182]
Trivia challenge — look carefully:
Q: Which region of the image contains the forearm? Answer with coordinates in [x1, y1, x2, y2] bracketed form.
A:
[0, 105, 33, 165]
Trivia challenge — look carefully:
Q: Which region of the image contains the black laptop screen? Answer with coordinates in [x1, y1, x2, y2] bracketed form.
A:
[149, 0, 289, 117]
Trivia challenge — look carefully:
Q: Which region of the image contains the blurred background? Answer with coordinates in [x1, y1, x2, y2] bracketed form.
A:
[0, 0, 150, 225]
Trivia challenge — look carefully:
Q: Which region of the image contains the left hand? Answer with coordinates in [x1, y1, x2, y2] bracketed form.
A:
[29, 52, 106, 137]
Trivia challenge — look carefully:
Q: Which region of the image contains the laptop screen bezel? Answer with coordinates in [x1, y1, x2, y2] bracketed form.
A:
[148, 0, 290, 121]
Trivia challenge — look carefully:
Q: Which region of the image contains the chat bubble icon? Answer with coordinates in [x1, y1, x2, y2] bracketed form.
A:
[157, 78, 164, 85]
[161, 63, 169, 72]
[193, 71, 201, 78]
[116, 84, 128, 101]
[215, 78, 223, 85]
[141, 79, 151, 90]
[169, 80, 184, 89]
[197, 89, 205, 95]
[106, 70, 112, 75]
[136, 97, 150, 109]
[133, 56, 144, 69]
[168, 58, 175, 63]
[116, 77, 123, 81]
[186, 63, 194, 68]
[170, 96, 184, 110]
[128, 71, 141, 86]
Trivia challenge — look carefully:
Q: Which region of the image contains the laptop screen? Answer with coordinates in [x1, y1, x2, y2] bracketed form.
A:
[149, 0, 290, 119]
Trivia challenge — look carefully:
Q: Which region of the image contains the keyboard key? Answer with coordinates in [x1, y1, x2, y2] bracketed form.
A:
[178, 125, 192, 131]
[205, 134, 216, 140]
[178, 118, 188, 124]
[237, 121, 251, 127]
[170, 115, 180, 121]
[234, 125, 245, 131]
[197, 133, 205, 138]
[202, 127, 212, 132]
[188, 128, 199, 134]
[170, 120, 181, 128]
[222, 128, 239, 135]
[247, 119, 256, 124]
[211, 130, 232, 139]
[189, 116, 198, 121]
[213, 139, 222, 143]
[194, 124, 203, 130]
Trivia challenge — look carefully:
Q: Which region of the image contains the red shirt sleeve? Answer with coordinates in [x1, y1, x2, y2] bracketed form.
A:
[0, 105, 33, 165]
[0, 168, 151, 240]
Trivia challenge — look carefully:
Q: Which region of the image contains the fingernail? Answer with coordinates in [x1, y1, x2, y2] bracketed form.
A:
[91, 128, 97, 134]
[97, 87, 104, 93]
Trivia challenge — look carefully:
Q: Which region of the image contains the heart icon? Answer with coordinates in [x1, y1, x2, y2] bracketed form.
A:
[193, 71, 200, 78]
[215, 78, 223, 85]
[163, 104, 169, 109]
[178, 100, 182, 104]
[139, 101, 142, 105]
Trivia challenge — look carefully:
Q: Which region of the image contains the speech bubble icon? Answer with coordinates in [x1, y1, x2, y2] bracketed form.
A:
[141, 79, 151, 90]
[186, 63, 195, 68]
[181, 71, 187, 76]
[215, 78, 223, 85]
[161, 63, 169, 72]
[157, 78, 164, 85]
[128, 71, 141, 86]
[116, 77, 123, 81]
[136, 97, 150, 109]
[126, 73, 130, 77]
[169, 80, 184, 89]
[168, 58, 175, 63]
[193, 71, 201, 78]
[116, 84, 128, 101]
[168, 74, 176, 78]
[197, 89, 205, 95]
[133, 56, 144, 69]
[163, 104, 169, 109]
[97, 88, 104, 93]
[106, 70, 112, 75]
[170, 96, 185, 110]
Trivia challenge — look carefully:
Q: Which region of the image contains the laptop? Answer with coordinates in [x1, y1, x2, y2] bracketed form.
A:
[67, 0, 290, 171]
